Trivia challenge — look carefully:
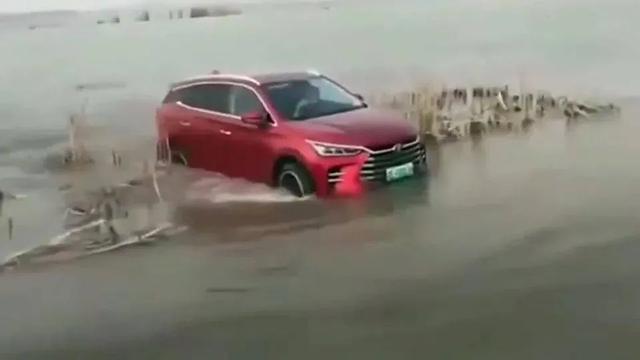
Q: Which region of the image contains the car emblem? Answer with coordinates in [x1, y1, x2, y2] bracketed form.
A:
[393, 144, 402, 152]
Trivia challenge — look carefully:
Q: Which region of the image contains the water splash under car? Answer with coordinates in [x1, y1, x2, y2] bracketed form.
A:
[156, 71, 428, 197]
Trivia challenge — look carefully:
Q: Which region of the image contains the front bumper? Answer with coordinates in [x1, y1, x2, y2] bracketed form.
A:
[309, 141, 428, 197]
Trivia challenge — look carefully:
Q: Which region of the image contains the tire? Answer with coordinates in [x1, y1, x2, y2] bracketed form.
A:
[170, 151, 188, 166]
[278, 162, 315, 197]
[156, 140, 188, 166]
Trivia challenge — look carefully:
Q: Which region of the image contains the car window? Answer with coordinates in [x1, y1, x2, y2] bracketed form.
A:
[229, 86, 264, 116]
[162, 88, 185, 104]
[308, 77, 352, 104]
[181, 84, 231, 113]
[264, 76, 363, 120]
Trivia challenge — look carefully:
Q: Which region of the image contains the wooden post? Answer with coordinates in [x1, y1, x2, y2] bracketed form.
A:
[68, 115, 77, 163]
[111, 149, 122, 167]
[419, 111, 434, 140]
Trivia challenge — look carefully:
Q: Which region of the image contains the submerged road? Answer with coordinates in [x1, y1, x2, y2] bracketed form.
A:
[1, 101, 640, 359]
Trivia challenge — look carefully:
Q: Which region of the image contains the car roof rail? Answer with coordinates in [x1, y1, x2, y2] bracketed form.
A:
[171, 73, 261, 88]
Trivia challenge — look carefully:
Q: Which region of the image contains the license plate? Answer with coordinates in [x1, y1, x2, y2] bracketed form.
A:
[385, 162, 414, 182]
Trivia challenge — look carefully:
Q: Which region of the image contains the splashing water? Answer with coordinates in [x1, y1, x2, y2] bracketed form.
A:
[184, 174, 307, 204]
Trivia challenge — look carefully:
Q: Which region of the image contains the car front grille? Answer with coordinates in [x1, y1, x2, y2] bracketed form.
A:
[328, 166, 344, 183]
[328, 139, 426, 184]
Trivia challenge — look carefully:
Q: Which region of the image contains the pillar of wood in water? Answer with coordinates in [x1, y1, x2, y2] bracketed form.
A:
[419, 111, 434, 139]
[8, 217, 13, 240]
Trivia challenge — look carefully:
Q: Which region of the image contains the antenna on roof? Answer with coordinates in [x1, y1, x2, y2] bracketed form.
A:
[211, 69, 221, 75]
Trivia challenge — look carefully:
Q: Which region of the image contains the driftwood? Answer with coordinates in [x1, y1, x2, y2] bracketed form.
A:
[368, 84, 619, 142]
[189, 6, 241, 18]
[136, 11, 150, 22]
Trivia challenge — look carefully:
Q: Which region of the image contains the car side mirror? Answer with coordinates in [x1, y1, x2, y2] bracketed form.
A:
[241, 111, 268, 126]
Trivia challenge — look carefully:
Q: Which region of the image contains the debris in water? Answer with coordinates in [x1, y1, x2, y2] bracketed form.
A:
[66, 206, 91, 217]
[188, 6, 241, 18]
[126, 179, 144, 187]
[258, 264, 297, 276]
[111, 149, 122, 167]
[206, 287, 252, 294]
[151, 165, 163, 202]
[64, 114, 93, 167]
[136, 11, 150, 22]
[75, 82, 126, 91]
[368, 84, 620, 143]
[8, 217, 13, 241]
[0, 190, 26, 218]
[83, 223, 184, 256]
[58, 184, 73, 191]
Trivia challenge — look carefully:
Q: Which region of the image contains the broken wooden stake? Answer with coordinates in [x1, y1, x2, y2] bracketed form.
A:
[151, 166, 163, 203]
[111, 150, 122, 167]
[8, 217, 13, 240]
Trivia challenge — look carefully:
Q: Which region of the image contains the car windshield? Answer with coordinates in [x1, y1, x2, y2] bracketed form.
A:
[263, 76, 365, 121]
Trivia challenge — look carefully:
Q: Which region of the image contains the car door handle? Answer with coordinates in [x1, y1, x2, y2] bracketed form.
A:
[179, 121, 191, 127]
[219, 129, 232, 136]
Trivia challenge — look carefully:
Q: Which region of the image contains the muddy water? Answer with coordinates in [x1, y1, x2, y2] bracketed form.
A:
[0, 101, 637, 358]
[2, 0, 640, 356]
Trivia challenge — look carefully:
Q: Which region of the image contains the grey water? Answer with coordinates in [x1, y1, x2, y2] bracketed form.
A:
[1, 0, 640, 358]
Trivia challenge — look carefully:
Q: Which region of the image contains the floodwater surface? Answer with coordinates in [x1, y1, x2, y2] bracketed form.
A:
[1, 103, 639, 359]
[1, 0, 640, 358]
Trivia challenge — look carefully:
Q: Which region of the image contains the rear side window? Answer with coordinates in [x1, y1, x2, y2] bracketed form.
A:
[162, 88, 185, 104]
[229, 86, 264, 116]
[180, 84, 231, 113]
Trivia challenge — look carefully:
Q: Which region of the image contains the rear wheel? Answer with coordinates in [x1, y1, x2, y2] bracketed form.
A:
[278, 162, 315, 197]
[171, 151, 188, 166]
[156, 141, 188, 166]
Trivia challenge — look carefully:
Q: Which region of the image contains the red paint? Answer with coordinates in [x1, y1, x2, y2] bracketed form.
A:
[156, 72, 422, 197]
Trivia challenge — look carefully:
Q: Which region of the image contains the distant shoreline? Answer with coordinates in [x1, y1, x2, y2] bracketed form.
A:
[0, 6, 244, 29]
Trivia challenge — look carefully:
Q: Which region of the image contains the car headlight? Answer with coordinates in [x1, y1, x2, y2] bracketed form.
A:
[307, 141, 362, 157]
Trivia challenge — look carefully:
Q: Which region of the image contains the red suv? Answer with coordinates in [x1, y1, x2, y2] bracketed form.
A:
[156, 71, 427, 197]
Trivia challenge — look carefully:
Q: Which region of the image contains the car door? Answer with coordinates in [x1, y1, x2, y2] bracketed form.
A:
[177, 84, 230, 173]
[157, 87, 194, 164]
[220, 84, 276, 183]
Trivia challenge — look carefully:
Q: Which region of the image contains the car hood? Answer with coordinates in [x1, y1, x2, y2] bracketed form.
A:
[287, 108, 418, 150]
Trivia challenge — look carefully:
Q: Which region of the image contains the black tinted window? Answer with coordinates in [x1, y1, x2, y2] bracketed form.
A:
[229, 86, 263, 116]
[181, 84, 230, 113]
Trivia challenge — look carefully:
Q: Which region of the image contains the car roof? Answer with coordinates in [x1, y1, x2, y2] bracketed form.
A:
[170, 71, 320, 90]
[251, 72, 317, 84]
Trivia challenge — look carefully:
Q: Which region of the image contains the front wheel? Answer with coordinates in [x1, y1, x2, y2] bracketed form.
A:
[278, 162, 315, 198]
